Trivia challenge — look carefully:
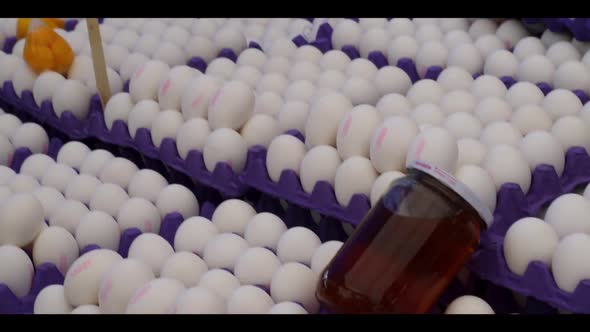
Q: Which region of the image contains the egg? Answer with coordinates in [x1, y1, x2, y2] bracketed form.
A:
[0, 193, 44, 246]
[226, 285, 274, 314]
[268, 37, 298, 58]
[52, 79, 92, 120]
[551, 116, 590, 152]
[213, 26, 247, 54]
[97, 258, 155, 314]
[415, 24, 443, 44]
[542, 89, 583, 120]
[387, 35, 419, 65]
[34, 285, 73, 314]
[262, 58, 291, 77]
[336, 106, 380, 159]
[297, 145, 341, 195]
[331, 19, 362, 50]
[203, 233, 248, 271]
[160, 252, 208, 288]
[232, 66, 262, 88]
[509, 105, 552, 136]
[544, 193, 590, 239]
[406, 79, 444, 105]
[513, 36, 546, 60]
[310, 241, 344, 275]
[256, 72, 289, 95]
[64, 249, 123, 306]
[202, 128, 248, 174]
[89, 183, 130, 218]
[236, 48, 268, 69]
[133, 33, 160, 57]
[127, 169, 169, 204]
[415, 41, 448, 78]
[455, 165, 497, 212]
[447, 43, 483, 75]
[445, 295, 494, 314]
[406, 126, 458, 172]
[119, 53, 150, 83]
[64, 174, 101, 205]
[439, 90, 477, 115]
[552, 233, 590, 293]
[127, 233, 175, 277]
[0, 114, 22, 138]
[443, 30, 472, 50]
[283, 80, 315, 102]
[243, 213, 287, 252]
[470, 75, 507, 100]
[474, 97, 512, 125]
[480, 122, 523, 147]
[334, 156, 378, 207]
[293, 45, 323, 64]
[553, 61, 590, 92]
[268, 301, 308, 314]
[520, 130, 566, 176]
[474, 34, 506, 58]
[125, 278, 186, 314]
[369, 115, 419, 173]
[8, 174, 40, 194]
[0, 55, 21, 84]
[340, 77, 380, 106]
[270, 262, 319, 313]
[174, 216, 218, 256]
[205, 57, 237, 81]
[253, 91, 283, 116]
[198, 269, 241, 300]
[376, 93, 413, 119]
[98, 157, 139, 190]
[155, 184, 199, 219]
[179, 75, 221, 121]
[12, 61, 38, 98]
[153, 42, 187, 67]
[74, 210, 120, 251]
[129, 60, 170, 103]
[174, 286, 226, 314]
[32, 225, 79, 276]
[234, 247, 281, 287]
[32, 71, 66, 106]
[79, 149, 114, 177]
[0, 136, 13, 167]
[116, 197, 161, 235]
[161, 26, 190, 46]
[183, 35, 217, 64]
[345, 58, 378, 81]
[32, 186, 65, 218]
[456, 138, 487, 168]
[387, 18, 415, 38]
[541, 30, 572, 48]
[57, 141, 91, 170]
[483, 144, 531, 193]
[208, 80, 255, 130]
[546, 41, 581, 67]
[0, 245, 34, 297]
[503, 217, 559, 277]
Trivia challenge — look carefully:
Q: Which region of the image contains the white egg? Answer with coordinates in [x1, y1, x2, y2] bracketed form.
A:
[202, 128, 248, 174]
[299, 145, 341, 194]
[293, 45, 323, 64]
[545, 193, 590, 238]
[153, 42, 187, 67]
[277, 100, 310, 134]
[208, 80, 255, 130]
[515, 54, 555, 85]
[75, 210, 120, 251]
[553, 61, 590, 91]
[57, 141, 91, 170]
[155, 184, 199, 219]
[10, 122, 48, 155]
[32, 186, 65, 218]
[103, 92, 134, 131]
[0, 113, 22, 138]
[8, 174, 40, 193]
[12, 61, 38, 98]
[203, 233, 248, 271]
[17, 153, 55, 181]
[0, 245, 34, 297]
[470, 75, 507, 100]
[52, 79, 92, 120]
[358, 27, 389, 58]
[198, 269, 241, 300]
[253, 91, 283, 116]
[474, 97, 512, 125]
[49, 199, 89, 234]
[32, 71, 66, 106]
[443, 30, 472, 50]
[160, 252, 208, 288]
[64, 249, 122, 306]
[232, 66, 262, 88]
[541, 30, 572, 48]
[98, 157, 139, 190]
[504, 82, 544, 109]
[552, 233, 590, 292]
[444, 112, 482, 139]
[256, 72, 289, 95]
[237, 48, 268, 69]
[79, 149, 114, 177]
[271, 262, 319, 313]
[0, 55, 20, 84]
[406, 126, 458, 172]
[345, 58, 378, 81]
[369, 115, 419, 173]
[161, 26, 190, 46]
[127, 169, 168, 203]
[70, 304, 101, 314]
[546, 41, 581, 67]
[205, 57, 237, 81]
[331, 19, 362, 50]
[415, 24, 443, 44]
[480, 122, 523, 147]
[116, 197, 161, 234]
[340, 77, 380, 106]
[64, 174, 101, 205]
[213, 27, 247, 54]
[133, 33, 160, 57]
[406, 79, 444, 105]
[386, 35, 419, 65]
[157, 66, 199, 111]
[455, 165, 497, 212]
[211, 199, 256, 236]
[439, 90, 477, 115]
[32, 226, 79, 276]
[125, 278, 185, 314]
[483, 144, 531, 192]
[180, 75, 221, 120]
[310, 241, 344, 275]
[414, 41, 448, 78]
[445, 295, 494, 314]
[34, 284, 73, 314]
[174, 286, 226, 314]
[127, 233, 174, 277]
[234, 247, 281, 287]
[520, 130, 565, 175]
[436, 66, 474, 92]
[334, 156, 378, 207]
[98, 258, 155, 314]
[173, 216, 218, 256]
[543, 89, 583, 120]
[387, 18, 415, 38]
[551, 116, 590, 152]
[227, 285, 274, 314]
[456, 138, 487, 168]
[513, 36, 546, 60]
[483, 49, 519, 78]
[474, 34, 506, 58]
[129, 60, 170, 103]
[503, 217, 559, 276]
[283, 80, 315, 102]
[119, 53, 150, 83]
[184, 35, 218, 64]
[336, 106, 381, 160]
[0, 193, 44, 246]
[262, 58, 291, 76]
[243, 213, 287, 252]
[265, 134, 306, 183]
[268, 302, 308, 314]
[376, 93, 413, 119]
[89, 183, 130, 218]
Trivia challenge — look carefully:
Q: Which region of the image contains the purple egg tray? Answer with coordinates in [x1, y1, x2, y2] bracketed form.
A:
[523, 18, 590, 42]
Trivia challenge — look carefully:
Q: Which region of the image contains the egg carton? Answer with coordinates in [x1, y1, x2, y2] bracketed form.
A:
[468, 233, 590, 314]
[523, 18, 590, 42]
[1, 18, 84, 55]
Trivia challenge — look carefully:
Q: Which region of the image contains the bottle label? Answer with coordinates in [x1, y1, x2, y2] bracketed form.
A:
[407, 160, 493, 228]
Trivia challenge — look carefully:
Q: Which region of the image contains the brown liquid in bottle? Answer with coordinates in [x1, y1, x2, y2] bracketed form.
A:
[316, 171, 484, 314]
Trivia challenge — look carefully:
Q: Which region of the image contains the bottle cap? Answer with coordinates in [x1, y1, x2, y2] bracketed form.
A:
[407, 159, 494, 228]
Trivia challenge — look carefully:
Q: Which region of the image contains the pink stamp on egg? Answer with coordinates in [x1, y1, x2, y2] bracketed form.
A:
[70, 259, 92, 278]
[376, 127, 388, 149]
[161, 79, 172, 96]
[129, 283, 152, 305]
[342, 115, 352, 137]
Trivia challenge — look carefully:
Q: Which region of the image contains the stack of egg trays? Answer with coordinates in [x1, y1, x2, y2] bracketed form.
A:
[523, 18, 590, 42]
[1, 18, 92, 55]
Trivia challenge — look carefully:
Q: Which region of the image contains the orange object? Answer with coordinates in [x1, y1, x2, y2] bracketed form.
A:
[23, 24, 74, 75]
[16, 18, 65, 40]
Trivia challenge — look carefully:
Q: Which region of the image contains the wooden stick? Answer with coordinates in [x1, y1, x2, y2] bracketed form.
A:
[86, 18, 111, 108]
